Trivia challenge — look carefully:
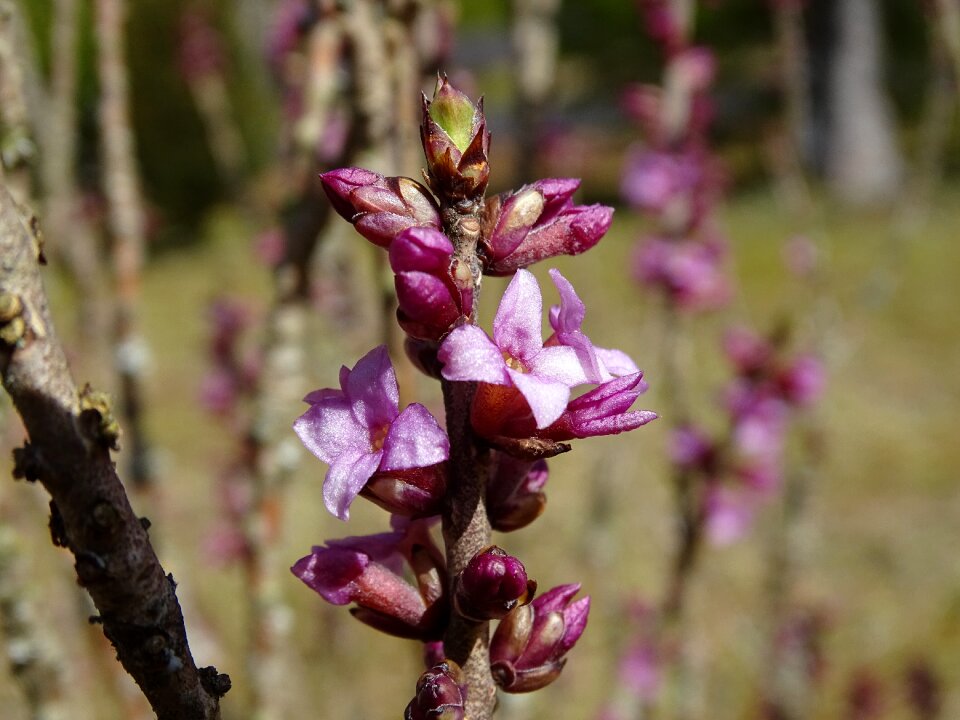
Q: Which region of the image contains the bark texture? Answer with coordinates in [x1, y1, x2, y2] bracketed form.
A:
[0, 184, 228, 720]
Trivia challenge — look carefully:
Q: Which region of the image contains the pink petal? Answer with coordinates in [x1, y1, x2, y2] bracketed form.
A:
[439, 325, 511, 385]
[324, 449, 383, 520]
[346, 346, 400, 429]
[293, 394, 368, 465]
[380, 403, 450, 471]
[529, 344, 590, 387]
[291, 547, 368, 605]
[509, 368, 571, 429]
[596, 347, 640, 377]
[547, 269, 585, 333]
[493, 270, 544, 363]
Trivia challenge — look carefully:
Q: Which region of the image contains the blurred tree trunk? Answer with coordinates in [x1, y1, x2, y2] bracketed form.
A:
[825, 0, 903, 205]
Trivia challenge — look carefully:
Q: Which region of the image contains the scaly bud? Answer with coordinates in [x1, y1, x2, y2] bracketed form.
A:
[404, 661, 466, 720]
[490, 583, 591, 693]
[454, 546, 536, 621]
[320, 168, 440, 248]
[481, 179, 613, 276]
[420, 76, 490, 202]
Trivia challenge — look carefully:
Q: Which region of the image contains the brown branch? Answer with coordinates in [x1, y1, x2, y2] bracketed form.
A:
[0, 183, 228, 720]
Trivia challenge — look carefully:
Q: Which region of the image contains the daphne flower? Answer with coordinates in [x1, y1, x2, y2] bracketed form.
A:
[294, 346, 449, 520]
[438, 270, 588, 428]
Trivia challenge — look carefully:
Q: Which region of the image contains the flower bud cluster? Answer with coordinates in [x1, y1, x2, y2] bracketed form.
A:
[291, 77, 655, 715]
[621, 10, 730, 313]
[672, 326, 824, 545]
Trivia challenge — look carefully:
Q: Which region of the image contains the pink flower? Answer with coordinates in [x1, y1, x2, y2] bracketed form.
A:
[292, 521, 447, 641]
[438, 270, 589, 429]
[293, 346, 449, 520]
[704, 485, 758, 546]
[632, 236, 730, 311]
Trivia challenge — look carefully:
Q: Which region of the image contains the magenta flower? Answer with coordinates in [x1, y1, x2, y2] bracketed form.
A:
[291, 525, 447, 640]
[704, 484, 758, 546]
[293, 346, 449, 520]
[632, 236, 730, 311]
[438, 270, 589, 429]
[389, 227, 468, 341]
[490, 583, 591, 693]
[320, 168, 441, 248]
[546, 268, 639, 383]
[481, 179, 614, 276]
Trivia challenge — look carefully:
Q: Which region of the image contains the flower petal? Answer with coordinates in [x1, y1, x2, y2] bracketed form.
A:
[324, 449, 383, 520]
[439, 325, 511, 384]
[494, 270, 544, 363]
[293, 394, 368, 465]
[346, 346, 400, 428]
[380, 403, 450, 471]
[528, 344, 590, 387]
[547, 269, 585, 334]
[508, 368, 571, 429]
[596, 347, 640, 377]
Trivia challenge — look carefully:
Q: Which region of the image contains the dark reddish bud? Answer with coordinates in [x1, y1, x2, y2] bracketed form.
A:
[454, 546, 535, 621]
[404, 337, 444, 379]
[490, 583, 590, 693]
[420, 76, 490, 202]
[320, 168, 440, 248]
[360, 463, 448, 518]
[404, 660, 466, 720]
[487, 455, 548, 532]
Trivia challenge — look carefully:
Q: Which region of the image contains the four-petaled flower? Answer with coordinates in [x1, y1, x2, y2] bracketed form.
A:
[294, 345, 449, 520]
[438, 269, 589, 429]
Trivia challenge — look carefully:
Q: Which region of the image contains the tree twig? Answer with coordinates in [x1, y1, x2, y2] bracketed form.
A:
[0, 183, 229, 720]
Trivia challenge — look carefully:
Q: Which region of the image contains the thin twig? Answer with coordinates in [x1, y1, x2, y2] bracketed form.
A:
[0, 183, 229, 720]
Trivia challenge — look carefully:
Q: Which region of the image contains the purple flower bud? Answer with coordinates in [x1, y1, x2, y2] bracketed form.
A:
[454, 546, 536, 621]
[481, 179, 613, 276]
[390, 227, 468, 341]
[487, 456, 548, 532]
[490, 583, 590, 693]
[537, 373, 658, 441]
[421, 76, 490, 201]
[404, 661, 466, 720]
[320, 168, 441, 248]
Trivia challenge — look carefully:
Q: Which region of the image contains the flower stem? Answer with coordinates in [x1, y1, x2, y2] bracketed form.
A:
[439, 198, 496, 719]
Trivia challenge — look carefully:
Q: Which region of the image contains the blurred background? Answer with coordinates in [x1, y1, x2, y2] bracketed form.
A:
[0, 0, 958, 719]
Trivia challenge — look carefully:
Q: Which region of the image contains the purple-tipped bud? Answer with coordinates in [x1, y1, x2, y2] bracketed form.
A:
[481, 179, 614, 276]
[538, 372, 658, 441]
[404, 660, 466, 720]
[776, 354, 825, 408]
[490, 583, 591, 693]
[360, 464, 448, 518]
[390, 227, 469, 341]
[420, 76, 490, 201]
[487, 456, 548, 532]
[454, 546, 536, 621]
[320, 168, 440, 248]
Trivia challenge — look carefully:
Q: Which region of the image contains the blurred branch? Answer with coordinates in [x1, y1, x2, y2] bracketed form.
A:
[511, 0, 560, 184]
[0, 182, 229, 720]
[0, 524, 68, 719]
[0, 0, 36, 203]
[95, 0, 154, 488]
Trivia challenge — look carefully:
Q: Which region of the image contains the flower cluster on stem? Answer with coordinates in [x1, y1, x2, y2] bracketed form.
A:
[290, 76, 656, 718]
